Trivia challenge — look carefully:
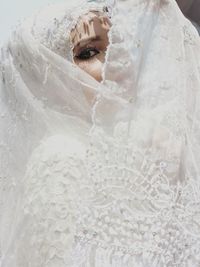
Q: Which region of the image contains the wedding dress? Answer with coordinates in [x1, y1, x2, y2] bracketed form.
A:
[1, 0, 200, 266]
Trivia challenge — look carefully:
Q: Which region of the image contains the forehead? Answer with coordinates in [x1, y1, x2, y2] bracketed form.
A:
[70, 11, 111, 47]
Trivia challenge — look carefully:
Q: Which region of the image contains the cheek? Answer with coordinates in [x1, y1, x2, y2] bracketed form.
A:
[76, 59, 103, 82]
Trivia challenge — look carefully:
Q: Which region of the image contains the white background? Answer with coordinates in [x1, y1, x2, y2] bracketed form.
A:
[0, 0, 64, 47]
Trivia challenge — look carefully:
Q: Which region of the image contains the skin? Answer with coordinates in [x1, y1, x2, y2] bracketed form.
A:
[70, 1, 200, 82]
[70, 11, 111, 82]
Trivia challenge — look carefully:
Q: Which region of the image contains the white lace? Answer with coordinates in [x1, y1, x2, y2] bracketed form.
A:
[1, 0, 200, 266]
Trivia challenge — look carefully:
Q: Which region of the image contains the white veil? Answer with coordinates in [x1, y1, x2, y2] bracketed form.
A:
[1, 0, 200, 266]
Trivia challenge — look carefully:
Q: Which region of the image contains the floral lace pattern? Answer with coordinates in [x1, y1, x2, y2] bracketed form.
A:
[29, 0, 113, 61]
[1, 0, 200, 266]
[71, 125, 200, 267]
[8, 120, 200, 267]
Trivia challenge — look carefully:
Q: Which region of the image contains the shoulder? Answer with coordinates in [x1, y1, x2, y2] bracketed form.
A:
[25, 134, 87, 184]
[30, 134, 85, 162]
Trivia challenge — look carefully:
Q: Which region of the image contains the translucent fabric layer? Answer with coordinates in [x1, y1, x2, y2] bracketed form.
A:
[0, 0, 200, 266]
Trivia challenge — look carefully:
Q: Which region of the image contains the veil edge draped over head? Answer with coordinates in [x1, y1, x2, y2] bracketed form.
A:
[1, 0, 200, 266]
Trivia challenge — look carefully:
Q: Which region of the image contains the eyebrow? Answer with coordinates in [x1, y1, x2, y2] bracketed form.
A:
[76, 36, 102, 47]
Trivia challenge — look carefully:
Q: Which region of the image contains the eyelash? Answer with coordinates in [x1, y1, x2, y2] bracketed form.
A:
[75, 47, 100, 61]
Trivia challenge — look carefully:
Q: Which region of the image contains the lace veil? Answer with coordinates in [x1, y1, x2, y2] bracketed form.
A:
[1, 0, 200, 265]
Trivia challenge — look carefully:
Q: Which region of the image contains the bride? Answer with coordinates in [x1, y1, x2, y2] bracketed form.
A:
[0, 0, 200, 266]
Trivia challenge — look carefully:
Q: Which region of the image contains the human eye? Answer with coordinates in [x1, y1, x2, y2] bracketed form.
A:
[75, 47, 100, 60]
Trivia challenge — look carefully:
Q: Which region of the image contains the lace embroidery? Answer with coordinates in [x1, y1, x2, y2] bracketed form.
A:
[71, 126, 200, 266]
[7, 119, 200, 267]
[30, 1, 112, 61]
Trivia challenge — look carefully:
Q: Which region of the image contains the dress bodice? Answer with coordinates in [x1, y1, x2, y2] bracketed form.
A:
[71, 127, 200, 267]
[3, 119, 200, 267]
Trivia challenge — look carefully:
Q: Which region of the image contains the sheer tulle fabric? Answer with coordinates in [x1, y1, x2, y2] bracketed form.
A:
[1, 0, 200, 266]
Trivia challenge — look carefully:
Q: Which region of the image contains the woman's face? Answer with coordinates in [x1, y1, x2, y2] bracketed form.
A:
[70, 11, 111, 82]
